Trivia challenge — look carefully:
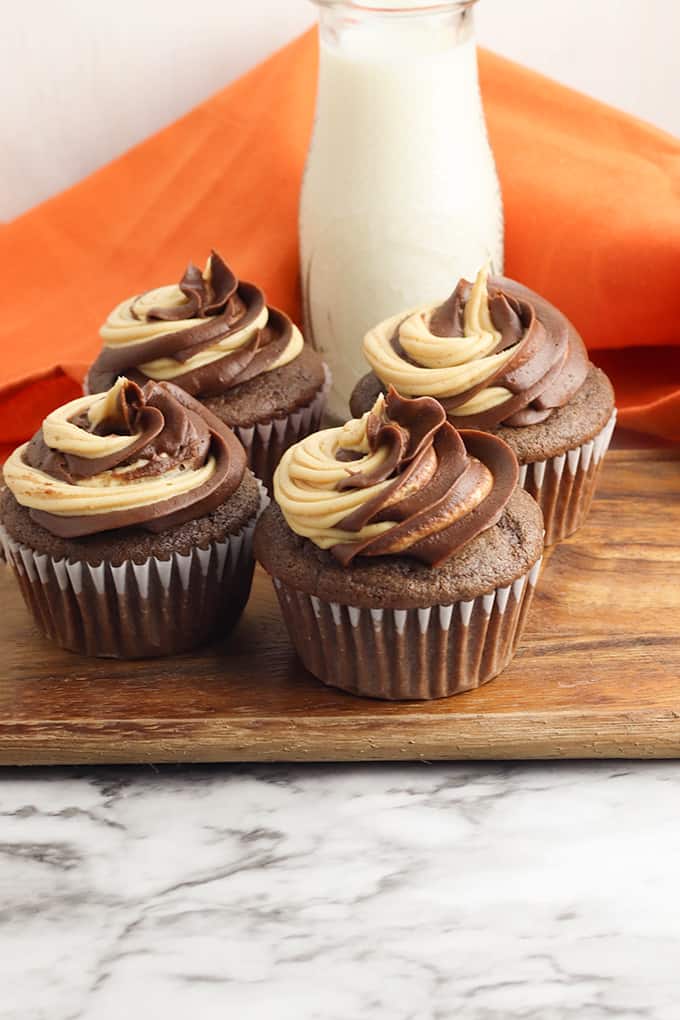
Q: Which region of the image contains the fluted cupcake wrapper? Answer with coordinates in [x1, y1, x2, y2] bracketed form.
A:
[269, 556, 542, 701]
[234, 366, 332, 493]
[0, 482, 268, 659]
[518, 410, 616, 545]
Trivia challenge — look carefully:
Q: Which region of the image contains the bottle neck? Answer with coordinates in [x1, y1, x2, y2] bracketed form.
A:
[316, 1, 477, 55]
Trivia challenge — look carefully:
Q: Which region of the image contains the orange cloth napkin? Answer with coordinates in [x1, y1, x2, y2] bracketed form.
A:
[2, 29, 679, 457]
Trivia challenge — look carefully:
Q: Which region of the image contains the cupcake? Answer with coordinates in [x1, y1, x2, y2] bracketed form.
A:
[1, 378, 264, 658]
[255, 387, 543, 700]
[86, 251, 330, 492]
[350, 265, 616, 544]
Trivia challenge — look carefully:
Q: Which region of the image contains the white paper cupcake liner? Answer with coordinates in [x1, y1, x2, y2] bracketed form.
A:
[517, 409, 616, 544]
[0, 482, 268, 659]
[234, 365, 331, 492]
[270, 556, 542, 700]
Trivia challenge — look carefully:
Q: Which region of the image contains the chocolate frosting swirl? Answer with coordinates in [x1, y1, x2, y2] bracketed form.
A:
[363, 266, 589, 429]
[3, 378, 246, 538]
[274, 387, 518, 567]
[87, 251, 303, 397]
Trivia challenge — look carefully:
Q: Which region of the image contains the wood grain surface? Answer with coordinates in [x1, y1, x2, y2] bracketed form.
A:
[0, 448, 678, 765]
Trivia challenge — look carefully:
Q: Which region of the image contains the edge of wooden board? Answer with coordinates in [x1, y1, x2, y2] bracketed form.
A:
[2, 710, 680, 764]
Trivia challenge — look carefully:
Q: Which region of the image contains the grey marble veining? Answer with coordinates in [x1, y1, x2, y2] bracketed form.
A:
[1, 761, 678, 1020]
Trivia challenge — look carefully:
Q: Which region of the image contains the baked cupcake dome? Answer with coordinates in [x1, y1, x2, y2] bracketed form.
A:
[86, 251, 329, 492]
[255, 388, 544, 700]
[350, 266, 615, 544]
[1, 378, 264, 658]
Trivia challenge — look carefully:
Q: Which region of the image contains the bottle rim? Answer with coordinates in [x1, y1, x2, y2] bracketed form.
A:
[311, 0, 478, 14]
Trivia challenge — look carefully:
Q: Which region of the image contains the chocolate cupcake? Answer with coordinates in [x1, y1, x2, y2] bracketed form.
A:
[86, 251, 330, 492]
[255, 388, 543, 700]
[350, 265, 616, 544]
[1, 378, 265, 658]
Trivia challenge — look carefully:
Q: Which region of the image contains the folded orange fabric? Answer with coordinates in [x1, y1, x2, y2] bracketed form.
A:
[2, 28, 679, 455]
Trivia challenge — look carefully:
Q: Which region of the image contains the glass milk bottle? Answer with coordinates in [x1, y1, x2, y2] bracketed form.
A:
[300, 0, 503, 420]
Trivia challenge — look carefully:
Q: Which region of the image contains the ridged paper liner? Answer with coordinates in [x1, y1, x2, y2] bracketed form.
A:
[0, 483, 268, 659]
[234, 365, 331, 493]
[518, 410, 616, 545]
[270, 556, 542, 701]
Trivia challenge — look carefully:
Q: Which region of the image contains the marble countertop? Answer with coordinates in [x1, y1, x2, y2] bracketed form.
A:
[1, 761, 677, 1020]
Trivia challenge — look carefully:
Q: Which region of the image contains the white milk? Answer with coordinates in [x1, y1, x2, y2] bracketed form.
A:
[300, 3, 503, 419]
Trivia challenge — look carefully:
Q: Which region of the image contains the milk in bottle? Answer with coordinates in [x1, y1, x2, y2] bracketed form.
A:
[300, 0, 503, 419]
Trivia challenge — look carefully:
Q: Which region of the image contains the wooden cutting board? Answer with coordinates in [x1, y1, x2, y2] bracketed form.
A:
[1, 448, 678, 764]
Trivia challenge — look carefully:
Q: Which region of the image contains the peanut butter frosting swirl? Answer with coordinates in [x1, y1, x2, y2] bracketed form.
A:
[87, 251, 304, 397]
[274, 387, 518, 567]
[3, 378, 246, 538]
[363, 265, 589, 429]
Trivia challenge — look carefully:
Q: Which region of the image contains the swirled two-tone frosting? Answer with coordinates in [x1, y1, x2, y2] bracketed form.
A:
[3, 378, 246, 538]
[363, 265, 589, 429]
[274, 387, 518, 567]
[86, 251, 304, 397]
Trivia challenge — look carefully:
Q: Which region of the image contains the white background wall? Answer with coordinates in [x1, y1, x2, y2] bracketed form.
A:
[2, 0, 678, 221]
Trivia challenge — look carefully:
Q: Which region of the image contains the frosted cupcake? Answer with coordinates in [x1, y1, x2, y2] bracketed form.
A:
[1, 378, 264, 658]
[350, 265, 616, 544]
[255, 387, 543, 700]
[86, 251, 329, 492]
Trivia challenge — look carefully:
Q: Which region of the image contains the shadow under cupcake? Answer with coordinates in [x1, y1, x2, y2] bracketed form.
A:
[350, 265, 615, 545]
[255, 387, 544, 701]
